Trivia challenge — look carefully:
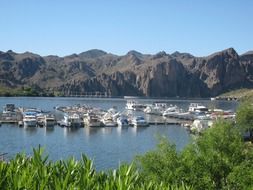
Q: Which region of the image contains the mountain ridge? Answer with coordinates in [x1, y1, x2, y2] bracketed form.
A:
[0, 48, 253, 97]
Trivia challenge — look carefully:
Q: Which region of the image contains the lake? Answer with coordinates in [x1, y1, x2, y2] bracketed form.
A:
[0, 97, 238, 170]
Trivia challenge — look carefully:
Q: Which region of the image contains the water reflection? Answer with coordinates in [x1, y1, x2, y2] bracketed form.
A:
[45, 127, 54, 134]
[24, 127, 37, 135]
[116, 126, 129, 136]
[129, 126, 148, 135]
[84, 127, 102, 137]
[63, 127, 80, 137]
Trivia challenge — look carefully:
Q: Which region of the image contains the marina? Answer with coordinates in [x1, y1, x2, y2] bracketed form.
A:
[0, 98, 237, 133]
[0, 97, 238, 170]
[0, 103, 194, 128]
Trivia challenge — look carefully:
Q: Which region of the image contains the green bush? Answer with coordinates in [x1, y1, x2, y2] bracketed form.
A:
[0, 147, 192, 190]
[135, 120, 253, 189]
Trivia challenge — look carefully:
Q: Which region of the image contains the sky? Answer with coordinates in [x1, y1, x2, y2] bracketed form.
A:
[0, 0, 253, 56]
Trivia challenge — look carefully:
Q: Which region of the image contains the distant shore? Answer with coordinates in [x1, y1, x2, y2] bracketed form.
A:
[1, 86, 250, 100]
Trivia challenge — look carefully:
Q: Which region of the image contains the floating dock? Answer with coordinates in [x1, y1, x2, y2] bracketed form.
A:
[148, 121, 180, 125]
[0, 120, 19, 124]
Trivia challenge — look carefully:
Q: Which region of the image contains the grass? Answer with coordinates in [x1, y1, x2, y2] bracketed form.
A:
[219, 88, 253, 101]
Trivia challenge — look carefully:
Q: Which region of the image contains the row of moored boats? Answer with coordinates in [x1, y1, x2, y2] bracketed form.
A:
[126, 100, 236, 133]
[1, 100, 236, 132]
[127, 100, 235, 119]
[57, 106, 149, 128]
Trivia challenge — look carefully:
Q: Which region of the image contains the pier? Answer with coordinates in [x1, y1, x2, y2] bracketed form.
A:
[212, 96, 238, 101]
[64, 91, 110, 98]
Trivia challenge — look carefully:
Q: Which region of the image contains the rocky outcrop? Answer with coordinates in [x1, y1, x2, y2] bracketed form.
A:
[184, 48, 247, 95]
[0, 48, 253, 97]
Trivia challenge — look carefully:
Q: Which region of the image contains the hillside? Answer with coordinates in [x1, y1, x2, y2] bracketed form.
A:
[219, 88, 253, 101]
[0, 48, 253, 97]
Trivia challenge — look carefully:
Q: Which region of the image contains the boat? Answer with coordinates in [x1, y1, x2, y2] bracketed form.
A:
[132, 116, 149, 127]
[192, 112, 210, 120]
[63, 113, 82, 127]
[21, 108, 43, 115]
[36, 114, 45, 127]
[162, 105, 180, 117]
[117, 115, 129, 127]
[3, 104, 16, 114]
[102, 113, 117, 127]
[188, 103, 208, 113]
[125, 100, 147, 111]
[144, 105, 163, 115]
[43, 114, 56, 127]
[210, 109, 236, 120]
[153, 102, 168, 110]
[107, 107, 120, 118]
[23, 113, 37, 128]
[55, 104, 89, 113]
[190, 119, 213, 134]
[18, 121, 23, 127]
[2, 104, 19, 122]
[83, 112, 103, 127]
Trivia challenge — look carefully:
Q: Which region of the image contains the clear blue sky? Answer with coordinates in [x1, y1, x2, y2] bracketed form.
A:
[0, 0, 252, 56]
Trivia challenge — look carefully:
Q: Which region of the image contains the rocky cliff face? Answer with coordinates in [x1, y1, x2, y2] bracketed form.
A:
[182, 48, 247, 96]
[0, 48, 252, 97]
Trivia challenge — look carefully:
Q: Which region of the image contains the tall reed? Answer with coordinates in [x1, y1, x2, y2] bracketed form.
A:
[0, 147, 192, 190]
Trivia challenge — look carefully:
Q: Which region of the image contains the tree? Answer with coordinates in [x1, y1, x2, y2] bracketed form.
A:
[135, 136, 181, 185]
[135, 120, 250, 189]
[236, 100, 253, 142]
[226, 142, 253, 189]
[183, 120, 244, 189]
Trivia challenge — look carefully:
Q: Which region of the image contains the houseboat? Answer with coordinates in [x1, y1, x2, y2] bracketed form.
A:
[132, 116, 149, 127]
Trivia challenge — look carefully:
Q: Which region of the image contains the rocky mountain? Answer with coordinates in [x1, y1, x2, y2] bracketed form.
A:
[0, 48, 253, 97]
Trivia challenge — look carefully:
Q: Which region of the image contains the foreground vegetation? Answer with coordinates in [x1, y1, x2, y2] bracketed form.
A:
[0, 147, 192, 190]
[136, 120, 253, 189]
[1, 102, 253, 189]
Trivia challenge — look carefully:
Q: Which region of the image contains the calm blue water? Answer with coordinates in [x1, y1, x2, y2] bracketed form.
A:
[0, 97, 238, 170]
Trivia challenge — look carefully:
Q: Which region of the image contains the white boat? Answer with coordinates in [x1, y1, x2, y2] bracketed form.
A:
[36, 114, 45, 127]
[144, 105, 162, 115]
[125, 100, 146, 111]
[102, 113, 117, 127]
[107, 108, 120, 119]
[22, 108, 43, 115]
[153, 102, 168, 110]
[132, 116, 149, 127]
[83, 113, 103, 127]
[63, 113, 82, 127]
[117, 115, 129, 127]
[18, 121, 23, 127]
[23, 114, 37, 128]
[210, 109, 236, 120]
[190, 119, 213, 134]
[3, 104, 16, 114]
[162, 105, 180, 117]
[43, 114, 56, 127]
[190, 110, 212, 120]
[188, 103, 208, 113]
